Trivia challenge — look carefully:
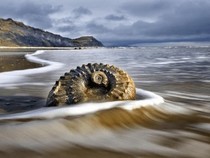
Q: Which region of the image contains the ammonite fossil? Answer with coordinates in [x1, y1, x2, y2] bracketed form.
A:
[46, 63, 136, 106]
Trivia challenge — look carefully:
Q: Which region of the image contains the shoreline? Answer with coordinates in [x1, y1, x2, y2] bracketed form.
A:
[0, 53, 42, 73]
[0, 46, 209, 158]
[0, 46, 96, 53]
[0, 50, 46, 113]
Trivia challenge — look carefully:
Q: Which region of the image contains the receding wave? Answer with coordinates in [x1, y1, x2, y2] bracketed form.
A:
[0, 50, 64, 87]
[0, 88, 207, 155]
[0, 47, 209, 157]
[0, 88, 165, 121]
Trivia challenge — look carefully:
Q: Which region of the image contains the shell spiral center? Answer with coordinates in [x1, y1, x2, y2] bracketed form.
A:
[91, 71, 108, 86]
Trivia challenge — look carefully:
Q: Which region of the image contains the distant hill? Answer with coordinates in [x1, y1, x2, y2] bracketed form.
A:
[0, 18, 103, 47]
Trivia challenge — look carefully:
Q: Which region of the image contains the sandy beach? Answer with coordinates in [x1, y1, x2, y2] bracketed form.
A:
[0, 53, 42, 73]
[0, 47, 209, 158]
[0, 50, 45, 113]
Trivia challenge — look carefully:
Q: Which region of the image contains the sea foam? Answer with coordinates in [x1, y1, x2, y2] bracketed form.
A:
[0, 87, 195, 122]
[0, 50, 64, 86]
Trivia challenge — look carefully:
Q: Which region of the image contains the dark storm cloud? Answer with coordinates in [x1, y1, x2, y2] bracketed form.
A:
[72, 7, 92, 18]
[15, 2, 61, 16]
[86, 22, 110, 34]
[1, 0, 210, 45]
[120, 0, 172, 17]
[106, 0, 210, 45]
[16, 2, 62, 29]
[105, 14, 126, 21]
[0, 1, 62, 29]
[156, 1, 210, 36]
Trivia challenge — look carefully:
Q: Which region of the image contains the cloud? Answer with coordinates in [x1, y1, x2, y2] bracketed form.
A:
[55, 0, 210, 46]
[72, 7, 92, 18]
[17, 2, 62, 29]
[1, 0, 210, 45]
[56, 25, 76, 33]
[120, 0, 173, 18]
[105, 14, 126, 21]
[101, 0, 210, 45]
[0, 1, 62, 29]
[15, 2, 61, 16]
[133, 0, 210, 37]
[86, 22, 110, 34]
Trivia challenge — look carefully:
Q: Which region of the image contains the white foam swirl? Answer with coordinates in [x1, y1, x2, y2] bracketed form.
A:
[0, 88, 165, 121]
[0, 50, 64, 86]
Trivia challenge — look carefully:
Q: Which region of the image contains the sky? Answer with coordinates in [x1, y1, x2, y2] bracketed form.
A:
[0, 0, 210, 46]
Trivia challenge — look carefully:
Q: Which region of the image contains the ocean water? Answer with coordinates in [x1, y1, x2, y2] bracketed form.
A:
[0, 46, 210, 157]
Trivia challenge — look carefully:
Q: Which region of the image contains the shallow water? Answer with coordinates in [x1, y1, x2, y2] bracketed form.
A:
[0, 46, 210, 158]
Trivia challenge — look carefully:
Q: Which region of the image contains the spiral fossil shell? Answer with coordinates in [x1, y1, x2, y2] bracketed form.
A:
[46, 63, 136, 106]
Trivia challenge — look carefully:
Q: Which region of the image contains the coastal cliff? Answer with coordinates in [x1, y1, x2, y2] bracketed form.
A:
[0, 18, 103, 47]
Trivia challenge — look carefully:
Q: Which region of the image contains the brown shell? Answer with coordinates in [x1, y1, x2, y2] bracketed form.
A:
[46, 63, 136, 106]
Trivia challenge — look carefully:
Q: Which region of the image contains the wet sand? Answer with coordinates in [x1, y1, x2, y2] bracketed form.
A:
[0, 51, 45, 113]
[0, 54, 42, 73]
[0, 47, 85, 53]
[0, 102, 209, 158]
[0, 47, 210, 158]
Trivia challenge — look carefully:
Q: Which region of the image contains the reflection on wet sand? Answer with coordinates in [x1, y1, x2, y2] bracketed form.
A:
[0, 54, 42, 73]
[0, 99, 209, 158]
[0, 47, 210, 158]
